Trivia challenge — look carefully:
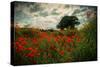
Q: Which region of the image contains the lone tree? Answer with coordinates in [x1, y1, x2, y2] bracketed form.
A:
[57, 16, 80, 30]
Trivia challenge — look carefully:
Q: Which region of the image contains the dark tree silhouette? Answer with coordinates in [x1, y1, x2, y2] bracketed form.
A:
[57, 16, 80, 30]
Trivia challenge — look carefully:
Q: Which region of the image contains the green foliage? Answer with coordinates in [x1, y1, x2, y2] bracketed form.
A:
[71, 22, 97, 61]
[13, 21, 97, 65]
[57, 16, 80, 29]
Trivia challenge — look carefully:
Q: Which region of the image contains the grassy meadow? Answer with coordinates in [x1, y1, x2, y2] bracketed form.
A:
[13, 22, 97, 65]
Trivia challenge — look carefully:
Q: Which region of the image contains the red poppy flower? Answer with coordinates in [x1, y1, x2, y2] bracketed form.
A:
[16, 45, 25, 52]
[71, 35, 75, 39]
[32, 38, 38, 44]
[26, 47, 33, 51]
[46, 37, 51, 42]
[21, 41, 27, 45]
[26, 52, 34, 58]
[26, 48, 38, 58]
[54, 37, 59, 42]
[15, 41, 20, 46]
[39, 32, 48, 38]
[31, 49, 38, 54]
[18, 37, 25, 41]
[59, 50, 64, 56]
[66, 37, 73, 43]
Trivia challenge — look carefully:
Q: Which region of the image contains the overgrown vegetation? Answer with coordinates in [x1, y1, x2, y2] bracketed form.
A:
[13, 21, 97, 65]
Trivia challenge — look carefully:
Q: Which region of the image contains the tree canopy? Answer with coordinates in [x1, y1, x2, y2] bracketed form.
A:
[57, 16, 80, 30]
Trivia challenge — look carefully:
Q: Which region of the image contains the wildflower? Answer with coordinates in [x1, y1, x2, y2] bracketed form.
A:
[26, 47, 33, 51]
[39, 32, 48, 38]
[66, 36, 73, 43]
[71, 35, 75, 39]
[26, 52, 34, 58]
[15, 41, 19, 46]
[18, 37, 25, 41]
[16, 45, 25, 52]
[54, 37, 59, 42]
[32, 48, 38, 54]
[46, 37, 51, 42]
[25, 48, 38, 58]
[32, 38, 38, 44]
[21, 40, 27, 45]
[59, 50, 64, 56]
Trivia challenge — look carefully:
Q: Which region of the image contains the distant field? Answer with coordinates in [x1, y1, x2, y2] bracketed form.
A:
[13, 22, 97, 65]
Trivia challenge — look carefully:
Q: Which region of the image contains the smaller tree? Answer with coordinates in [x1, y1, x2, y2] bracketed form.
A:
[57, 16, 80, 30]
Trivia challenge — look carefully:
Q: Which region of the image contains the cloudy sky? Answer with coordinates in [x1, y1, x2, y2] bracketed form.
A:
[14, 2, 97, 30]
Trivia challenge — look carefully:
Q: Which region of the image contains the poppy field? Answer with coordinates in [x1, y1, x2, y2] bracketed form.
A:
[12, 22, 97, 65]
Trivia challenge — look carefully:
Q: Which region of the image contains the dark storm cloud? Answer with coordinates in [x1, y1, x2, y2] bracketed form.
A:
[14, 2, 97, 30]
[14, 2, 42, 13]
[29, 3, 43, 13]
[39, 11, 48, 17]
[72, 6, 97, 15]
[14, 2, 43, 24]
[15, 10, 33, 24]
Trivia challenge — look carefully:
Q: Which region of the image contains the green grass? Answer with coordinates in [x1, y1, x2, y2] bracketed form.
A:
[13, 22, 97, 65]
